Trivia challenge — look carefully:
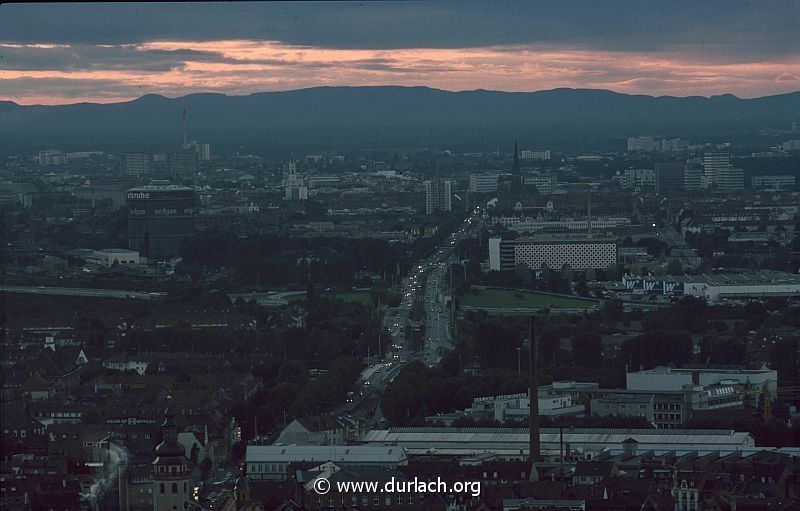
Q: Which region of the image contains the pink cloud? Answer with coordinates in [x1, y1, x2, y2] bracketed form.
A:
[2, 39, 799, 104]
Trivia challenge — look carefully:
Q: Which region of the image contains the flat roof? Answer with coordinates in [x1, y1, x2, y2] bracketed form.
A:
[625, 271, 800, 286]
[515, 234, 617, 244]
[127, 185, 195, 192]
[362, 427, 754, 449]
[630, 366, 776, 376]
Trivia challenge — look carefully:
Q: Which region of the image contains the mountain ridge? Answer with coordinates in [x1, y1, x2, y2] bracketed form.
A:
[2, 86, 798, 155]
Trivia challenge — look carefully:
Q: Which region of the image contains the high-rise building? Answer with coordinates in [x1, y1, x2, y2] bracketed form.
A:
[751, 175, 796, 191]
[489, 234, 618, 272]
[627, 137, 661, 152]
[660, 138, 689, 152]
[703, 152, 731, 188]
[654, 161, 685, 193]
[524, 173, 558, 194]
[37, 149, 67, 166]
[469, 173, 501, 193]
[167, 150, 198, 176]
[283, 160, 308, 201]
[520, 149, 551, 160]
[424, 178, 452, 214]
[190, 141, 212, 161]
[121, 152, 153, 177]
[127, 184, 196, 258]
[684, 163, 704, 191]
[615, 168, 655, 189]
[717, 167, 744, 192]
[152, 408, 192, 511]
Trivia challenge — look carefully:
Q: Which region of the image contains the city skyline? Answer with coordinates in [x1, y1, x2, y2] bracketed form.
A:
[1, 1, 799, 105]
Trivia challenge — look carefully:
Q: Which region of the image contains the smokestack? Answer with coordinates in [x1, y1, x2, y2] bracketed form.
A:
[529, 316, 540, 462]
[587, 192, 592, 238]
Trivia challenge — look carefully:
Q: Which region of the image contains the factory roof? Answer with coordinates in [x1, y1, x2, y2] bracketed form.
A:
[362, 427, 754, 451]
[625, 270, 800, 286]
[245, 445, 407, 464]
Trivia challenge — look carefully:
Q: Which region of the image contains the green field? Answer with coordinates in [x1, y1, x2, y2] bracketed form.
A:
[461, 289, 599, 311]
[323, 290, 373, 304]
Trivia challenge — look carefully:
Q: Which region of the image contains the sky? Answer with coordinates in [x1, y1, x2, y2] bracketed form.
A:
[1, 1, 799, 105]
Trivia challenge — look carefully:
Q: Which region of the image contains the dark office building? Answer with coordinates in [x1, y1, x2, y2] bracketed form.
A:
[167, 149, 198, 176]
[120, 152, 153, 177]
[654, 161, 686, 193]
[127, 185, 196, 258]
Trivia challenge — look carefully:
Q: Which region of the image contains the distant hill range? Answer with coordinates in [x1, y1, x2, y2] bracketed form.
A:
[2, 86, 799, 155]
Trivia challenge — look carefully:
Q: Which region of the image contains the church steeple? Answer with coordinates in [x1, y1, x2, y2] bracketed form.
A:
[152, 407, 191, 511]
[512, 140, 523, 193]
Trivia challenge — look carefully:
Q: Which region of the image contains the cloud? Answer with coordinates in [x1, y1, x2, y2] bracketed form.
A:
[1, 1, 798, 58]
[1, 2, 799, 104]
[775, 72, 799, 83]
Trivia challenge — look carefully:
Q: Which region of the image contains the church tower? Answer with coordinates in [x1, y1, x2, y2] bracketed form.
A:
[152, 408, 192, 511]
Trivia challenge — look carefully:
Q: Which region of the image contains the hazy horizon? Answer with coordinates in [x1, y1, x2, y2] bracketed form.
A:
[6, 84, 800, 108]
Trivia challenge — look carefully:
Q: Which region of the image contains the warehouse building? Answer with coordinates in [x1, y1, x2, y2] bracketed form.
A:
[362, 427, 756, 459]
[622, 271, 800, 302]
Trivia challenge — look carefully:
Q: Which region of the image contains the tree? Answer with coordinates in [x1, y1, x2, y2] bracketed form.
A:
[585, 268, 597, 282]
[602, 298, 624, 324]
[561, 264, 574, 283]
[666, 259, 683, 275]
[277, 360, 308, 387]
[576, 273, 589, 297]
[571, 331, 602, 368]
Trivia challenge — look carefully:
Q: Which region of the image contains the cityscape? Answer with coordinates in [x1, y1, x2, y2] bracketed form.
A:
[1, 2, 800, 511]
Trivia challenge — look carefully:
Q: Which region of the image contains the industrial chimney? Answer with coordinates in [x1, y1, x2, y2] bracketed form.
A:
[529, 316, 541, 462]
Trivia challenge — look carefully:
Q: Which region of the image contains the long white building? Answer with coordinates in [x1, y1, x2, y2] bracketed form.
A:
[245, 445, 408, 480]
[489, 235, 617, 271]
[361, 427, 755, 459]
[622, 271, 800, 302]
[492, 215, 630, 233]
[626, 367, 778, 399]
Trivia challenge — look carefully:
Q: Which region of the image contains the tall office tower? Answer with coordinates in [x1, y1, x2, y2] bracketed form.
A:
[190, 141, 212, 161]
[167, 110, 198, 176]
[684, 163, 704, 191]
[127, 184, 196, 258]
[152, 409, 192, 511]
[718, 167, 745, 192]
[627, 136, 661, 152]
[511, 141, 523, 193]
[654, 161, 686, 193]
[37, 149, 67, 166]
[167, 150, 198, 176]
[703, 152, 731, 188]
[121, 152, 153, 177]
[424, 178, 452, 214]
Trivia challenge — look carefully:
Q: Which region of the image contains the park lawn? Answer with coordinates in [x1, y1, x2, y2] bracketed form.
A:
[461, 289, 598, 310]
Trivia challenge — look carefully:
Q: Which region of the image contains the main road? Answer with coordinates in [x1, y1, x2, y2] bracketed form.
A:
[2, 285, 165, 299]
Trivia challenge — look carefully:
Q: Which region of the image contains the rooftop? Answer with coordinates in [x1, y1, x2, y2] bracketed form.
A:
[246, 445, 407, 464]
[515, 234, 617, 243]
[625, 270, 800, 286]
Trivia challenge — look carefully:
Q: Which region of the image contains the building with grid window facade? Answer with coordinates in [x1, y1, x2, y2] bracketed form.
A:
[490, 234, 617, 271]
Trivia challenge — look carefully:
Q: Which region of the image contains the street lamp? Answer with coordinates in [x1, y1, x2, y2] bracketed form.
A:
[516, 346, 522, 375]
